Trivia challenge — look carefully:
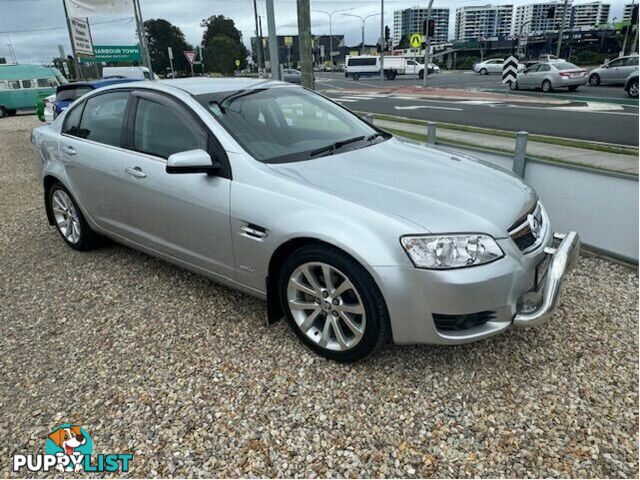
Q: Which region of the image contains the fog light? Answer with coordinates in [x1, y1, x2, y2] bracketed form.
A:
[517, 291, 542, 314]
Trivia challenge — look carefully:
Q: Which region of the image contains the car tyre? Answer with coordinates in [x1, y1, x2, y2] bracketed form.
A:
[278, 243, 390, 362]
[48, 182, 100, 251]
[542, 80, 553, 93]
[352, 73, 360, 81]
[588, 73, 600, 86]
[479, 68, 488, 75]
[418, 70, 424, 79]
[0, 107, 7, 118]
[627, 79, 639, 98]
[509, 81, 519, 90]
[385, 70, 396, 80]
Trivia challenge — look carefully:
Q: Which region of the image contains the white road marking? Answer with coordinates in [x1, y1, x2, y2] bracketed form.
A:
[334, 98, 359, 103]
[551, 101, 625, 112]
[394, 105, 463, 111]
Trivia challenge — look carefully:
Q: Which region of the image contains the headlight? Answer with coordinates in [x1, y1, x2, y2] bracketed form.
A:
[400, 234, 504, 269]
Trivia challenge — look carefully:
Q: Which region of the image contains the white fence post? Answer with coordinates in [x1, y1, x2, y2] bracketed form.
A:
[513, 131, 528, 178]
[426, 122, 437, 145]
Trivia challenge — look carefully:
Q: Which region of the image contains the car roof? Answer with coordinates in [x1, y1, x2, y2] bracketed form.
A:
[151, 77, 295, 95]
[57, 78, 140, 91]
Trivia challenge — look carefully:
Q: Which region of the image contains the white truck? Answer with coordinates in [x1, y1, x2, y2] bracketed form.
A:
[345, 55, 438, 80]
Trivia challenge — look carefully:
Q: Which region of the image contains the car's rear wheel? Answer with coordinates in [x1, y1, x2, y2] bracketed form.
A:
[279, 244, 390, 362]
[352, 73, 360, 81]
[385, 70, 396, 80]
[48, 183, 100, 251]
[509, 81, 519, 90]
[542, 80, 553, 93]
[0, 107, 7, 118]
[627, 80, 639, 98]
[418, 70, 424, 79]
[588, 73, 600, 86]
[479, 68, 488, 75]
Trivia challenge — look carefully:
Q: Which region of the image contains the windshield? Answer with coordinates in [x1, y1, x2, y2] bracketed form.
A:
[196, 87, 387, 163]
[56, 85, 93, 102]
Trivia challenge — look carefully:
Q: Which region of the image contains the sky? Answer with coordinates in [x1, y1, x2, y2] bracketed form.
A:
[0, 0, 632, 65]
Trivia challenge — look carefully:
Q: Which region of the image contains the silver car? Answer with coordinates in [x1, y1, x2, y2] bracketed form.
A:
[31, 79, 579, 362]
[282, 69, 302, 84]
[512, 61, 587, 92]
[588, 55, 639, 86]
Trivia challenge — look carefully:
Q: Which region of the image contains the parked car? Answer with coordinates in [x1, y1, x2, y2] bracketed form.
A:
[624, 72, 638, 98]
[588, 55, 639, 86]
[31, 78, 579, 362]
[0, 64, 67, 118]
[511, 61, 587, 92]
[102, 66, 155, 80]
[473, 58, 524, 75]
[49, 79, 140, 120]
[282, 69, 302, 84]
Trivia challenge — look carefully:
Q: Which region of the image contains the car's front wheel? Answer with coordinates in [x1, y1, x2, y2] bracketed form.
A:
[588, 73, 600, 86]
[48, 183, 100, 251]
[627, 79, 639, 98]
[541, 80, 553, 93]
[279, 244, 390, 362]
[479, 68, 488, 75]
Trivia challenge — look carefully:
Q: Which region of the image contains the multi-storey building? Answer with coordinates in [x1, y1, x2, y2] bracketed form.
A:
[392, 7, 450, 46]
[513, 1, 572, 35]
[571, 1, 610, 28]
[622, 2, 637, 22]
[454, 4, 514, 41]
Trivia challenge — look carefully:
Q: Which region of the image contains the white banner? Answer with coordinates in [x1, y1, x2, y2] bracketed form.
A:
[70, 17, 94, 56]
[65, 0, 133, 17]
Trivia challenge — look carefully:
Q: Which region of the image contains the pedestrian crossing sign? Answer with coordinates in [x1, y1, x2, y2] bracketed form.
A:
[409, 33, 422, 48]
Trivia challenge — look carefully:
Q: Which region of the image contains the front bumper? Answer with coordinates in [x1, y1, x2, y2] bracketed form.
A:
[512, 231, 580, 327]
[373, 229, 580, 345]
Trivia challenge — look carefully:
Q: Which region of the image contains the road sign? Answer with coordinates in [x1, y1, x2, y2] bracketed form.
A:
[235, 59, 240, 67]
[409, 33, 423, 49]
[70, 17, 94, 56]
[80, 45, 141, 63]
[184, 50, 197, 65]
[502, 55, 518, 84]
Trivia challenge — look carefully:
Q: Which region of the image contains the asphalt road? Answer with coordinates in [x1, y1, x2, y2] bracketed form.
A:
[316, 72, 639, 146]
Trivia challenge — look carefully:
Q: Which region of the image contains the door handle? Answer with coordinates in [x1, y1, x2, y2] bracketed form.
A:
[61, 145, 76, 156]
[125, 167, 147, 179]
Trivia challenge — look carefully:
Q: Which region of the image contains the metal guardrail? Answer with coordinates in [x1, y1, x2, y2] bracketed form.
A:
[412, 123, 638, 263]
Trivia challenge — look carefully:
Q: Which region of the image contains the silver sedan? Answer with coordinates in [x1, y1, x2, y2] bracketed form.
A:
[512, 61, 587, 92]
[31, 78, 579, 361]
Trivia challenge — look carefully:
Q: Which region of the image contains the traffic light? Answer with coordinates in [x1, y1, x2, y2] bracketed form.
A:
[422, 19, 436, 37]
[547, 6, 555, 19]
[384, 26, 390, 44]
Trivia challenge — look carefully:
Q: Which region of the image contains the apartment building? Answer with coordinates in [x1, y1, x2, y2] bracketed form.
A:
[392, 7, 450, 46]
[454, 4, 514, 41]
[622, 2, 638, 22]
[513, 1, 572, 35]
[571, 1, 610, 28]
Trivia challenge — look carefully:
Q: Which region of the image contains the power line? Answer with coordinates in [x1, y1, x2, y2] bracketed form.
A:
[0, 17, 133, 34]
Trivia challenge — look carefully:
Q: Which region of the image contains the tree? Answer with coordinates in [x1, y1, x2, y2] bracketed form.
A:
[202, 36, 247, 75]
[144, 18, 193, 75]
[200, 15, 247, 75]
[51, 57, 75, 79]
[201, 15, 242, 45]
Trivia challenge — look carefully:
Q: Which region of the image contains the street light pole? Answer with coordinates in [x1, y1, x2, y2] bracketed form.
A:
[517, 20, 532, 57]
[556, 0, 570, 58]
[422, 0, 434, 87]
[342, 12, 382, 56]
[312, 9, 352, 67]
[379, 0, 384, 86]
[266, 0, 280, 80]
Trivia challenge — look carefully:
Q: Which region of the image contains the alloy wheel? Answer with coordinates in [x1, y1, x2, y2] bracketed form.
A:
[629, 82, 639, 98]
[52, 190, 81, 244]
[286, 262, 366, 352]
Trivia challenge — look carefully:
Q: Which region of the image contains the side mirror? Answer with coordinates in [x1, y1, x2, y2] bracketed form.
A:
[166, 149, 220, 175]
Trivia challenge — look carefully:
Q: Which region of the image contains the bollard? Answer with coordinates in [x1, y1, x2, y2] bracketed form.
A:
[513, 131, 528, 178]
[426, 122, 437, 145]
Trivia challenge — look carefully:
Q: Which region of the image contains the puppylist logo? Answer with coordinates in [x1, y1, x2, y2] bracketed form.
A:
[12, 424, 133, 473]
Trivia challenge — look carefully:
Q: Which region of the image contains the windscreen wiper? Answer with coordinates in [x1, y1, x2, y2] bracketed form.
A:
[309, 136, 366, 157]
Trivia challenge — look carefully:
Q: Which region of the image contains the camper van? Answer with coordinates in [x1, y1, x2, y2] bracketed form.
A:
[0, 64, 67, 118]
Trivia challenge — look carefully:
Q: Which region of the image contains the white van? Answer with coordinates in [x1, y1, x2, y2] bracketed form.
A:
[102, 66, 153, 80]
[345, 55, 432, 80]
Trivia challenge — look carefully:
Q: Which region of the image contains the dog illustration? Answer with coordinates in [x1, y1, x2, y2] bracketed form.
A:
[48, 426, 86, 472]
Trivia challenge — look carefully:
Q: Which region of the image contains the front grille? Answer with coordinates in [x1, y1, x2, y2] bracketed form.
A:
[508, 202, 544, 253]
[433, 311, 496, 331]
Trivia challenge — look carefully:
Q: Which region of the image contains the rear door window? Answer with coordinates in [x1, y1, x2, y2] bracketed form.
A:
[62, 103, 85, 137]
[57, 86, 94, 102]
[77, 91, 130, 147]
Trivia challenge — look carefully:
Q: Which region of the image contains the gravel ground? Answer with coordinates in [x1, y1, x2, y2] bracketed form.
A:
[0, 114, 638, 478]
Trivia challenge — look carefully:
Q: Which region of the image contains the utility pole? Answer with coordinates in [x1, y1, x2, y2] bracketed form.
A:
[379, 0, 384, 86]
[266, 0, 280, 80]
[422, 0, 434, 87]
[252, 0, 263, 72]
[168, 46, 175, 77]
[555, 0, 570, 58]
[297, 0, 314, 88]
[133, 0, 154, 78]
[61, 0, 83, 80]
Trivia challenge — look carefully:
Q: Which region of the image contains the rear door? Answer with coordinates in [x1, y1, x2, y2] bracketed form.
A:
[59, 90, 131, 234]
[118, 90, 234, 278]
